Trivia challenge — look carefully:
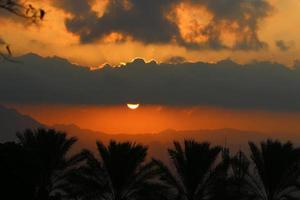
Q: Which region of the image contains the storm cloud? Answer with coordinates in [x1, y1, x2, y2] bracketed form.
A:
[1, 53, 300, 111]
[52, 0, 272, 50]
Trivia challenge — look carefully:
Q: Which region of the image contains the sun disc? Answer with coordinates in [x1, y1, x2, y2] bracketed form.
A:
[127, 103, 140, 110]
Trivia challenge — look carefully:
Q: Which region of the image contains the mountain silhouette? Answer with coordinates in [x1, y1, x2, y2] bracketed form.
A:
[1, 106, 299, 158]
[0, 105, 45, 141]
[52, 124, 270, 160]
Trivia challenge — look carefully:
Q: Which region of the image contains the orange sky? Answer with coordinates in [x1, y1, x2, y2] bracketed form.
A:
[0, 0, 300, 66]
[8, 104, 300, 134]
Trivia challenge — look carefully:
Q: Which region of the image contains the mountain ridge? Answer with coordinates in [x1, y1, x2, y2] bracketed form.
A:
[0, 105, 45, 141]
[1, 105, 299, 154]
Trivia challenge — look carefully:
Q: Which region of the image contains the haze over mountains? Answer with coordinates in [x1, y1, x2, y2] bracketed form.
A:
[1, 105, 263, 145]
[0, 104, 259, 160]
[1, 104, 300, 157]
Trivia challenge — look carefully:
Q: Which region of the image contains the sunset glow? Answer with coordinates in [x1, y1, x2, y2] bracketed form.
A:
[6, 104, 300, 135]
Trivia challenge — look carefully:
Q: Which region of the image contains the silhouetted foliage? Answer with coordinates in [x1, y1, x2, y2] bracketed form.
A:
[17, 129, 85, 200]
[0, 129, 83, 200]
[2, 129, 300, 200]
[225, 150, 251, 200]
[0, 142, 36, 199]
[244, 140, 300, 200]
[153, 140, 227, 200]
[64, 141, 166, 200]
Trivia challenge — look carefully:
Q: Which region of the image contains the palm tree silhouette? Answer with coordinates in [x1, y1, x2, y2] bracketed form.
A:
[225, 150, 250, 200]
[242, 140, 300, 200]
[65, 141, 165, 200]
[16, 128, 83, 200]
[0, 142, 37, 199]
[153, 140, 226, 200]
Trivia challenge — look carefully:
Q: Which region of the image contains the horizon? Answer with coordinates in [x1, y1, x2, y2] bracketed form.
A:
[3, 103, 300, 135]
[2, 51, 300, 134]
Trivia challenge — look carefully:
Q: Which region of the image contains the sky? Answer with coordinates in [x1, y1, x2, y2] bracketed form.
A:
[0, 0, 300, 66]
[10, 104, 300, 134]
[2, 54, 300, 134]
[1, 0, 300, 134]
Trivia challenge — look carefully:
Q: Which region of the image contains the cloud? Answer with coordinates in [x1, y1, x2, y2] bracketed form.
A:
[52, 0, 181, 44]
[51, 0, 272, 50]
[0, 37, 5, 45]
[1, 53, 300, 111]
[164, 56, 187, 64]
[52, 0, 94, 15]
[0, 0, 24, 20]
[275, 40, 294, 51]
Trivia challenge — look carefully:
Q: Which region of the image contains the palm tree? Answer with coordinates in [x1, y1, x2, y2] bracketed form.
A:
[153, 140, 227, 200]
[226, 150, 251, 200]
[0, 142, 37, 199]
[65, 141, 166, 200]
[243, 140, 300, 200]
[16, 128, 83, 200]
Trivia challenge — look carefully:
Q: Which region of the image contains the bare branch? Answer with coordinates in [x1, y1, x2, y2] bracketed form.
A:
[0, 0, 45, 23]
[0, 0, 45, 59]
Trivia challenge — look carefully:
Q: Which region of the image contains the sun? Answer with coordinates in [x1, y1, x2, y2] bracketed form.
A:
[127, 103, 140, 110]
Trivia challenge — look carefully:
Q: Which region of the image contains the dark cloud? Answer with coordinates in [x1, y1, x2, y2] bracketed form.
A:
[164, 56, 187, 64]
[0, 0, 45, 23]
[52, 0, 93, 15]
[52, 0, 272, 50]
[186, 0, 272, 50]
[52, 0, 181, 44]
[1, 53, 300, 111]
[0, 0, 24, 20]
[276, 40, 294, 51]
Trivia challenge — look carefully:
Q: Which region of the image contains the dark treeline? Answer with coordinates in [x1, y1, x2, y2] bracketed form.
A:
[1, 129, 300, 200]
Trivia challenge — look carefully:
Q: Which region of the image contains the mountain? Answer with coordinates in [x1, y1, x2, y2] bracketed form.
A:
[1, 105, 299, 157]
[53, 124, 300, 158]
[52, 124, 270, 157]
[0, 105, 45, 141]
